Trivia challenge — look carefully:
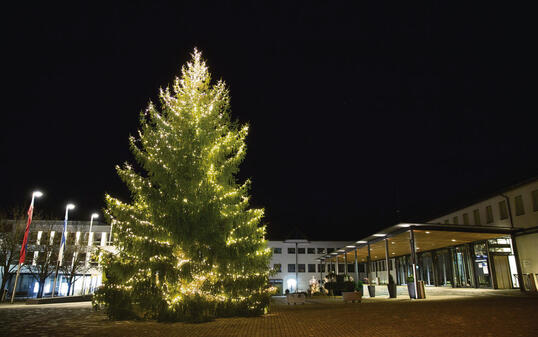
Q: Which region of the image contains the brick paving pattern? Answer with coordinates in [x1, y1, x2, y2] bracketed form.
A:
[1, 291, 538, 336]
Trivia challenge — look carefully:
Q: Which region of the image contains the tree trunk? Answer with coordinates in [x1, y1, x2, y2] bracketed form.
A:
[37, 280, 45, 298]
[67, 281, 72, 297]
[0, 276, 7, 302]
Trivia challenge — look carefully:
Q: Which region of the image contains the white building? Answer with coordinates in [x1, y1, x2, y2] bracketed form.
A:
[267, 239, 351, 294]
[0, 220, 114, 300]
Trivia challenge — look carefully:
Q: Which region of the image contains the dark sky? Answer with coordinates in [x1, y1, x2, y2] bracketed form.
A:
[2, 2, 536, 240]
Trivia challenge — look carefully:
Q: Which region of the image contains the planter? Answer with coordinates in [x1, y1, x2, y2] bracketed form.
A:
[367, 285, 375, 297]
[407, 282, 416, 299]
[342, 291, 362, 303]
[357, 285, 364, 297]
[387, 283, 397, 298]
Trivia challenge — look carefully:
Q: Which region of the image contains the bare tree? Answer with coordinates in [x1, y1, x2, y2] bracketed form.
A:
[59, 245, 89, 296]
[0, 208, 28, 302]
[26, 225, 59, 298]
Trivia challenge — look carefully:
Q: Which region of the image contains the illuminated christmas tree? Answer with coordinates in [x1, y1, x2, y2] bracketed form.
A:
[95, 49, 272, 322]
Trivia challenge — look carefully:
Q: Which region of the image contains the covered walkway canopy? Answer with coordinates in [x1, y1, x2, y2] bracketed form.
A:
[317, 222, 521, 291]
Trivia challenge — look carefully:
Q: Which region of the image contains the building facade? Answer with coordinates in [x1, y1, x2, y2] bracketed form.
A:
[0, 220, 114, 300]
[267, 240, 351, 294]
[320, 178, 538, 292]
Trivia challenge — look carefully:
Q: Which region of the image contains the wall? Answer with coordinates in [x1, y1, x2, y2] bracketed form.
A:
[516, 232, 538, 274]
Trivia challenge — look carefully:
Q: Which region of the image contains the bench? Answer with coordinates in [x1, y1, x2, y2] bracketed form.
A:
[286, 293, 306, 305]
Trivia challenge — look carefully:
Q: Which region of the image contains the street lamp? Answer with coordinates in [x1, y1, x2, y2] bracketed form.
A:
[10, 190, 43, 303]
[52, 203, 75, 298]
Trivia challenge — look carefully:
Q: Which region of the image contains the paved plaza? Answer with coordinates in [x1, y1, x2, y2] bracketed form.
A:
[1, 289, 537, 336]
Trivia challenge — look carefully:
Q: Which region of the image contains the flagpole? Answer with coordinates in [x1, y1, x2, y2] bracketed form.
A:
[82, 213, 98, 295]
[11, 191, 42, 304]
[52, 203, 75, 298]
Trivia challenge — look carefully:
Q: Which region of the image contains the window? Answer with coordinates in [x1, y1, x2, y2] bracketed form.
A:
[499, 200, 508, 220]
[308, 264, 316, 272]
[358, 264, 365, 273]
[473, 209, 481, 225]
[486, 205, 494, 224]
[515, 195, 525, 216]
[273, 247, 282, 254]
[298, 248, 305, 254]
[298, 264, 305, 272]
[462, 213, 469, 225]
[273, 264, 281, 272]
[317, 248, 326, 254]
[338, 264, 344, 272]
[453, 216, 459, 224]
[347, 264, 355, 272]
[288, 264, 296, 272]
[444, 219, 449, 224]
[317, 264, 325, 272]
[307, 248, 315, 254]
[533, 190, 538, 212]
[327, 248, 335, 254]
[288, 247, 295, 254]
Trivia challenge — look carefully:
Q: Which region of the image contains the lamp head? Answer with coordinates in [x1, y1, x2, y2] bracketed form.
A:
[91, 213, 99, 219]
[33, 191, 43, 198]
[66, 204, 75, 210]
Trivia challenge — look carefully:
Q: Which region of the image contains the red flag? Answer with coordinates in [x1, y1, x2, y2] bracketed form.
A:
[18, 202, 34, 264]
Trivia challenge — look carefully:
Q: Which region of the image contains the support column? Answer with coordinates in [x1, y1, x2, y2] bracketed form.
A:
[511, 233, 525, 292]
[367, 243, 371, 283]
[344, 253, 348, 277]
[485, 240, 494, 288]
[385, 239, 390, 284]
[319, 259, 323, 283]
[409, 228, 418, 298]
[336, 256, 340, 275]
[354, 248, 359, 285]
[295, 242, 298, 293]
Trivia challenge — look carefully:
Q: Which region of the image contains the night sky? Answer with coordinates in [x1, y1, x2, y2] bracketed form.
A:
[2, 3, 536, 240]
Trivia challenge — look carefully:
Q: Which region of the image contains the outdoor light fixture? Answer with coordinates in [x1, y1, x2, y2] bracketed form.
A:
[391, 241, 395, 244]
[425, 231, 430, 234]
[451, 239, 456, 242]
[337, 249, 345, 252]
[33, 191, 44, 198]
[346, 245, 355, 248]
[331, 252, 338, 255]
[397, 224, 411, 227]
[392, 252, 395, 255]
[356, 240, 367, 244]
[373, 233, 386, 237]
[67, 203, 75, 210]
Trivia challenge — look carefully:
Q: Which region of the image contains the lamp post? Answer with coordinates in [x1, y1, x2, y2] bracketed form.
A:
[52, 203, 75, 298]
[10, 191, 43, 303]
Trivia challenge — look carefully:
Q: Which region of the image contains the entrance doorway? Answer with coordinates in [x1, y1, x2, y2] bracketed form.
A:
[493, 255, 512, 289]
[269, 279, 283, 295]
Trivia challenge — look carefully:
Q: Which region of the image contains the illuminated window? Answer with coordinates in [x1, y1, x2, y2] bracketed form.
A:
[533, 190, 538, 212]
[308, 264, 316, 272]
[515, 195, 525, 216]
[499, 200, 508, 220]
[473, 209, 481, 225]
[486, 205, 494, 224]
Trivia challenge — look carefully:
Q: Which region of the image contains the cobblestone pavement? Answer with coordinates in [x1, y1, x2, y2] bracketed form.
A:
[1, 292, 538, 337]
